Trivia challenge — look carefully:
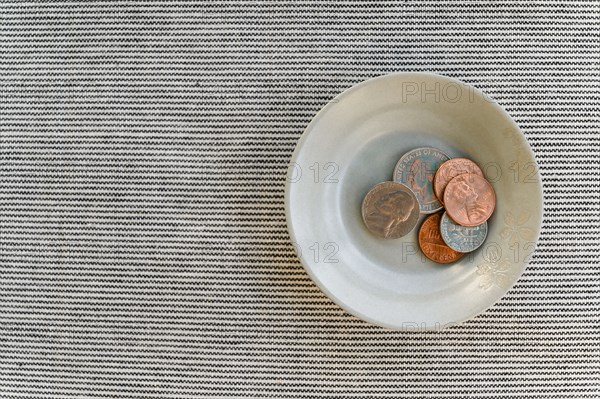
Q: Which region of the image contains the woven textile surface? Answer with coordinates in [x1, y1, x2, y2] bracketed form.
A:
[1, 1, 599, 397]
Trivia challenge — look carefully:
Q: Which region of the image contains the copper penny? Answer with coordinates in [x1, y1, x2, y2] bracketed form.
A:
[418, 213, 464, 264]
[361, 182, 420, 239]
[433, 158, 483, 203]
[444, 174, 496, 227]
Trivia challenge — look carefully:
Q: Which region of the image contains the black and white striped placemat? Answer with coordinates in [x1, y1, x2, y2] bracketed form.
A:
[1, 1, 599, 397]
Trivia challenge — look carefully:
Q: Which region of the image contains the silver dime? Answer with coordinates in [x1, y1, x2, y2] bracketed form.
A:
[393, 147, 450, 214]
[361, 182, 420, 239]
[440, 212, 488, 253]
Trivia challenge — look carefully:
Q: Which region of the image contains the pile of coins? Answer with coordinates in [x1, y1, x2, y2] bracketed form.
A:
[361, 147, 496, 264]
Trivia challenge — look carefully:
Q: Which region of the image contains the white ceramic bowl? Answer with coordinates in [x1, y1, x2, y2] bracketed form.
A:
[285, 72, 542, 330]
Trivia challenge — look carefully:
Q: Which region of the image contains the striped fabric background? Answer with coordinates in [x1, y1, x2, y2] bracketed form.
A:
[1, 1, 599, 397]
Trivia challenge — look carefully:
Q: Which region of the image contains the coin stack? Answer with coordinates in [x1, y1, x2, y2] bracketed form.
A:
[361, 147, 496, 264]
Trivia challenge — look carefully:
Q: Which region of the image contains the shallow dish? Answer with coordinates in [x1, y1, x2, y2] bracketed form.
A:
[285, 72, 542, 330]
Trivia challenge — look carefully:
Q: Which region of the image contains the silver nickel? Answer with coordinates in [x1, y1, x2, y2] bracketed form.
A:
[393, 147, 450, 214]
[440, 212, 488, 253]
[361, 181, 420, 239]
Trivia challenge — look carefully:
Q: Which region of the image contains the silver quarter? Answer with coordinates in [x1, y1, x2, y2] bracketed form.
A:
[393, 147, 450, 214]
